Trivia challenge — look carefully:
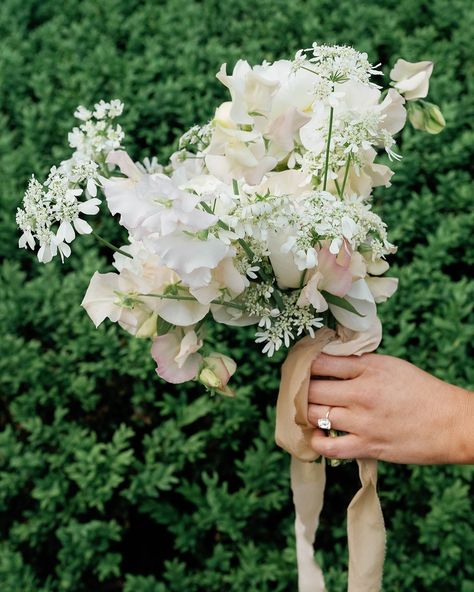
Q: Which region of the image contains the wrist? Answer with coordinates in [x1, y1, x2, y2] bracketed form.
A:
[444, 385, 474, 464]
[457, 387, 474, 464]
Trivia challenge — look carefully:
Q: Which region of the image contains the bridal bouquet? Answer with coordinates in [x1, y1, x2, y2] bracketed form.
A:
[16, 45, 444, 397]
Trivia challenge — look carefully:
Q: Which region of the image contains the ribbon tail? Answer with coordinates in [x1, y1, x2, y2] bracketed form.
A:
[347, 459, 386, 592]
[291, 456, 327, 592]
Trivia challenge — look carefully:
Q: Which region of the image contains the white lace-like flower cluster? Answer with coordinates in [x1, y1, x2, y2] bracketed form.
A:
[16, 173, 100, 263]
[69, 99, 125, 159]
[17, 45, 444, 390]
[294, 43, 382, 85]
[16, 100, 125, 262]
[255, 292, 323, 356]
[178, 123, 213, 153]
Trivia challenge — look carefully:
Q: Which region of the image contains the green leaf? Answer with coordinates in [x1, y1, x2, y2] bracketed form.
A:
[321, 291, 365, 317]
[157, 317, 174, 336]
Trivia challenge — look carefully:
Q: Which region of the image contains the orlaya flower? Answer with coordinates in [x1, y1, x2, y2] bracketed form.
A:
[56, 196, 101, 243]
[151, 330, 203, 384]
[37, 233, 71, 264]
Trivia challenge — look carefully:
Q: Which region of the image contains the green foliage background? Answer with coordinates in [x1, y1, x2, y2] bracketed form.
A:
[1, 0, 473, 590]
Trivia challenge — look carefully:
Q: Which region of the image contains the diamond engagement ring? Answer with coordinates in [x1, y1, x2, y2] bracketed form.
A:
[317, 408, 332, 430]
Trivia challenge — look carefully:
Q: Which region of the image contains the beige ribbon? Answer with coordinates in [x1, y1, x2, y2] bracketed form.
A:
[275, 322, 385, 592]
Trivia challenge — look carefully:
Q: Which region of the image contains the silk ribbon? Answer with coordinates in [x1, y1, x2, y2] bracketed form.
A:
[275, 322, 386, 592]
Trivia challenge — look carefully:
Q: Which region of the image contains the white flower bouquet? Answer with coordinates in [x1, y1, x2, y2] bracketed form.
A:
[16, 44, 444, 396]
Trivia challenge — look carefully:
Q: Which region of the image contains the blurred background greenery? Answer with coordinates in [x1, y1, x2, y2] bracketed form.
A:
[1, 0, 473, 590]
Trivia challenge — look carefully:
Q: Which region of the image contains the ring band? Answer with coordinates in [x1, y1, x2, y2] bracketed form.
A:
[317, 407, 332, 430]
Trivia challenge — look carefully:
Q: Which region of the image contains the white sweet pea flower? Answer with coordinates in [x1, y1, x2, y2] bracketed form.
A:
[205, 103, 277, 185]
[365, 257, 389, 275]
[337, 147, 394, 197]
[111, 241, 210, 326]
[407, 100, 446, 134]
[390, 59, 433, 100]
[169, 150, 205, 186]
[265, 107, 311, 161]
[267, 229, 306, 289]
[159, 297, 209, 326]
[102, 150, 216, 238]
[329, 278, 377, 332]
[375, 89, 406, 135]
[216, 60, 279, 125]
[81, 269, 152, 335]
[150, 232, 233, 291]
[366, 276, 398, 303]
[210, 302, 259, 327]
[254, 169, 312, 197]
[189, 256, 248, 305]
[151, 330, 203, 384]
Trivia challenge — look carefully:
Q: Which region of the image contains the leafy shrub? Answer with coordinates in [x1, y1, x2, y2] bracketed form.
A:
[0, 0, 473, 590]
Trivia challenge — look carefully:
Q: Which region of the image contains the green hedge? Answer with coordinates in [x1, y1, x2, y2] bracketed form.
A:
[1, 0, 473, 590]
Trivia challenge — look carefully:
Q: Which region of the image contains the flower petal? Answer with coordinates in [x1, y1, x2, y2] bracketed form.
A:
[73, 218, 93, 235]
[151, 333, 202, 384]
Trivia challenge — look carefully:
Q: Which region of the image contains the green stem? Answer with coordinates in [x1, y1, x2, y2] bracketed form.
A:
[322, 106, 334, 191]
[92, 231, 132, 258]
[340, 153, 351, 197]
[140, 292, 246, 311]
[300, 65, 318, 76]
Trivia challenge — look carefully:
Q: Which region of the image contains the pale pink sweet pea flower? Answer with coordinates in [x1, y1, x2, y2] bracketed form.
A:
[298, 246, 353, 311]
[151, 330, 203, 384]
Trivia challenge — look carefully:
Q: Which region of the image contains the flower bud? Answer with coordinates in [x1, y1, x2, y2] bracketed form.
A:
[199, 353, 237, 396]
[390, 59, 433, 100]
[136, 313, 158, 338]
[408, 101, 446, 134]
